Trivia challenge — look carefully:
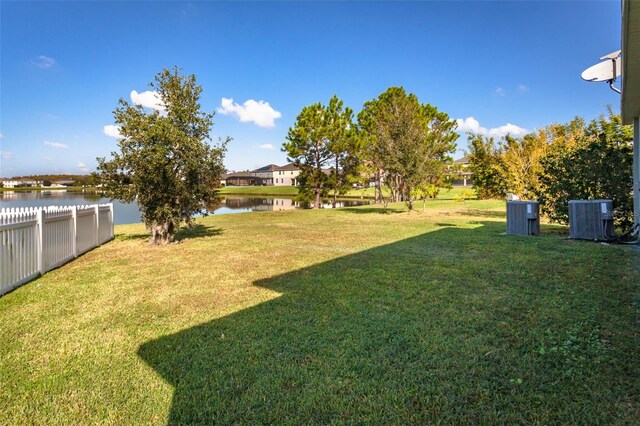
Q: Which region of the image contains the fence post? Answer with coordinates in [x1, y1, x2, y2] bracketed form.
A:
[94, 204, 100, 247]
[37, 209, 44, 275]
[72, 205, 77, 257]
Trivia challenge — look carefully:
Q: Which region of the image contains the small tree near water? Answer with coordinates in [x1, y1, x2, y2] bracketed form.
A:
[97, 67, 229, 245]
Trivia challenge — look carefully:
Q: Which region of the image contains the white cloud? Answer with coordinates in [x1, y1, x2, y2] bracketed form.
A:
[495, 87, 505, 96]
[44, 141, 69, 149]
[32, 55, 56, 69]
[259, 143, 275, 150]
[77, 162, 89, 172]
[217, 98, 282, 128]
[42, 156, 53, 162]
[1, 150, 13, 160]
[487, 123, 529, 138]
[130, 90, 165, 112]
[517, 84, 529, 93]
[0, 132, 3, 139]
[456, 117, 486, 135]
[456, 116, 528, 138]
[103, 125, 122, 138]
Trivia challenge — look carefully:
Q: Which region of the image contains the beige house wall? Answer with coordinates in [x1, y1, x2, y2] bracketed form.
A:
[273, 169, 300, 186]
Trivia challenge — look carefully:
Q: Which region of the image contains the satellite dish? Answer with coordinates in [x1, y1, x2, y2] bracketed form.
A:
[581, 58, 622, 82]
[581, 50, 622, 94]
[600, 50, 621, 60]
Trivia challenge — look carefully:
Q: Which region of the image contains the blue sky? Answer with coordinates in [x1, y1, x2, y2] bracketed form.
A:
[0, 0, 623, 177]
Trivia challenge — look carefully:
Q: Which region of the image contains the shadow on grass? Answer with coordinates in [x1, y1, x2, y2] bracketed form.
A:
[115, 232, 149, 242]
[175, 224, 223, 241]
[116, 224, 223, 242]
[340, 206, 405, 215]
[459, 208, 505, 219]
[138, 220, 632, 424]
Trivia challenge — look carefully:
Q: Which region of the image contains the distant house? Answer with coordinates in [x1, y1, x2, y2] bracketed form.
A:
[251, 164, 279, 186]
[0, 179, 21, 188]
[451, 156, 473, 187]
[0, 179, 42, 188]
[222, 172, 266, 186]
[220, 163, 305, 187]
[273, 163, 300, 186]
[251, 164, 278, 186]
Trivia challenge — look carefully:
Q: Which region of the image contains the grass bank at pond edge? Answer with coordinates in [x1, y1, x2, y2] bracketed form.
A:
[218, 185, 299, 197]
[1, 199, 638, 424]
[218, 185, 475, 200]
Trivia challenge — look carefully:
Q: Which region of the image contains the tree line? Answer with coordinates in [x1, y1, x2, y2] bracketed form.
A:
[96, 67, 461, 244]
[467, 108, 634, 227]
[98, 66, 631, 245]
[282, 87, 459, 211]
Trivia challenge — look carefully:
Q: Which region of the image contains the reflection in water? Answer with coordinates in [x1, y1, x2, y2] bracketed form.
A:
[1, 190, 142, 225]
[1, 191, 373, 225]
[218, 197, 370, 213]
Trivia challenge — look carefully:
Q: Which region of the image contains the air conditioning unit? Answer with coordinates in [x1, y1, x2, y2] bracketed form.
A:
[506, 201, 540, 236]
[568, 200, 615, 241]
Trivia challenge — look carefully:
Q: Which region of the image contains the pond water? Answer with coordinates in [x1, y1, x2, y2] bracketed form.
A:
[0, 190, 372, 225]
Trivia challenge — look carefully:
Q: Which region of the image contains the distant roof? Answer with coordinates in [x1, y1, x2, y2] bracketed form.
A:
[252, 164, 280, 173]
[274, 163, 299, 171]
[454, 156, 469, 164]
[223, 172, 259, 178]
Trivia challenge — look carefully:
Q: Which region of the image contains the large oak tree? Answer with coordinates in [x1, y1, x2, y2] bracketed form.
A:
[97, 67, 229, 244]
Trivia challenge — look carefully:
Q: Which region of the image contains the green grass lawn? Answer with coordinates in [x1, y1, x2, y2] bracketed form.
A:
[218, 185, 299, 196]
[1, 199, 638, 424]
[344, 185, 474, 200]
[218, 185, 475, 200]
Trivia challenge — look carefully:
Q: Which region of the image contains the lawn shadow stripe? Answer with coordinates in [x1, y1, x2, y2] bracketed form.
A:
[137, 221, 638, 424]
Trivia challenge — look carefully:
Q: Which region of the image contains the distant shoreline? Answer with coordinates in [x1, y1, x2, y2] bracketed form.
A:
[0, 186, 100, 192]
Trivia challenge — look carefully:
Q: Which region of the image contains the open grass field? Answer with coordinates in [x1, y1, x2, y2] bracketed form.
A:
[1, 199, 638, 424]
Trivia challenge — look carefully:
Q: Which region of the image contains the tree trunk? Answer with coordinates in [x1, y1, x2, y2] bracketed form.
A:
[150, 220, 175, 245]
[333, 156, 338, 208]
[395, 175, 402, 202]
[314, 190, 321, 209]
[375, 170, 382, 204]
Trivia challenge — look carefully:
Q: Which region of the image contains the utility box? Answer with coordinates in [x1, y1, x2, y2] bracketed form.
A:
[568, 200, 615, 241]
[506, 201, 540, 236]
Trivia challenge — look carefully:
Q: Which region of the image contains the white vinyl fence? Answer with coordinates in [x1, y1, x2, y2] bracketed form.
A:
[0, 204, 114, 296]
